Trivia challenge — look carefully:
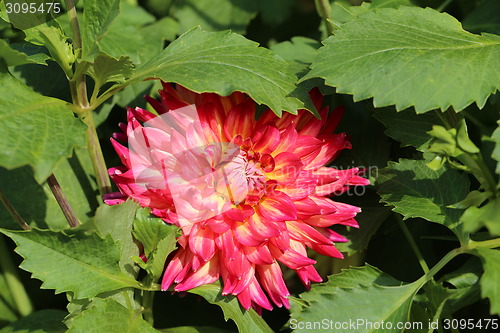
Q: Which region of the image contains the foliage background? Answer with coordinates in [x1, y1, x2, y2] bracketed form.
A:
[0, 0, 499, 332]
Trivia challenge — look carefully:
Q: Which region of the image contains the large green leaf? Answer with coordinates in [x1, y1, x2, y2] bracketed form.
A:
[303, 6, 500, 113]
[189, 283, 273, 333]
[374, 108, 441, 151]
[0, 228, 140, 299]
[475, 248, 500, 315]
[81, 0, 120, 61]
[0, 72, 86, 183]
[66, 298, 158, 333]
[172, 0, 256, 34]
[126, 28, 306, 116]
[0, 309, 67, 333]
[132, 208, 179, 281]
[377, 159, 470, 242]
[290, 265, 419, 333]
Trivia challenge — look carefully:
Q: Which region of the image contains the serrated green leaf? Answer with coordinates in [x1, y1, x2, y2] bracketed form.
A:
[132, 208, 179, 280]
[0, 228, 140, 299]
[0, 309, 66, 333]
[377, 159, 470, 242]
[87, 201, 140, 278]
[475, 248, 500, 315]
[86, 53, 134, 88]
[173, 0, 256, 34]
[66, 298, 158, 333]
[463, 0, 500, 35]
[374, 108, 441, 151]
[449, 190, 491, 209]
[189, 283, 273, 333]
[0, 40, 46, 66]
[304, 6, 500, 113]
[290, 265, 419, 333]
[460, 197, 500, 236]
[0, 72, 86, 183]
[126, 27, 306, 116]
[81, 0, 120, 61]
[491, 120, 500, 175]
[270, 36, 320, 78]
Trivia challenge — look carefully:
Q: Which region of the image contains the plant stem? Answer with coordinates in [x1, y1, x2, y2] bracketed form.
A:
[65, 0, 112, 197]
[416, 248, 461, 287]
[82, 111, 112, 196]
[0, 235, 33, 317]
[395, 214, 430, 274]
[0, 190, 30, 231]
[65, 0, 82, 53]
[47, 174, 80, 228]
[468, 237, 500, 250]
[142, 290, 155, 325]
[315, 0, 335, 36]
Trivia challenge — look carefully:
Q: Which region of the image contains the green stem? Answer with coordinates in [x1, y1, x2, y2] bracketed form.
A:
[82, 110, 112, 196]
[395, 214, 430, 274]
[415, 237, 500, 287]
[416, 248, 461, 287]
[0, 190, 30, 231]
[434, 110, 451, 129]
[142, 290, 155, 325]
[65, 0, 111, 197]
[47, 174, 80, 228]
[65, 0, 82, 53]
[0, 235, 33, 317]
[468, 237, 500, 250]
[315, 0, 334, 36]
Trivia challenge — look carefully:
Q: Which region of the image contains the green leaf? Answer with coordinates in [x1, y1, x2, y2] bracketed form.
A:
[290, 265, 419, 333]
[87, 201, 140, 278]
[173, 0, 256, 34]
[81, 0, 120, 61]
[475, 248, 500, 315]
[0, 309, 67, 333]
[460, 197, 500, 236]
[86, 53, 134, 88]
[270, 37, 321, 78]
[0, 228, 140, 299]
[127, 28, 306, 116]
[189, 283, 273, 333]
[491, 120, 500, 175]
[463, 0, 500, 35]
[0, 40, 47, 66]
[0, 72, 86, 183]
[303, 6, 500, 113]
[132, 208, 179, 281]
[377, 159, 470, 242]
[374, 108, 441, 151]
[66, 298, 158, 333]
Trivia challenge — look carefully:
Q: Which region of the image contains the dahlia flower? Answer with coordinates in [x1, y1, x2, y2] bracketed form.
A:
[105, 82, 369, 312]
